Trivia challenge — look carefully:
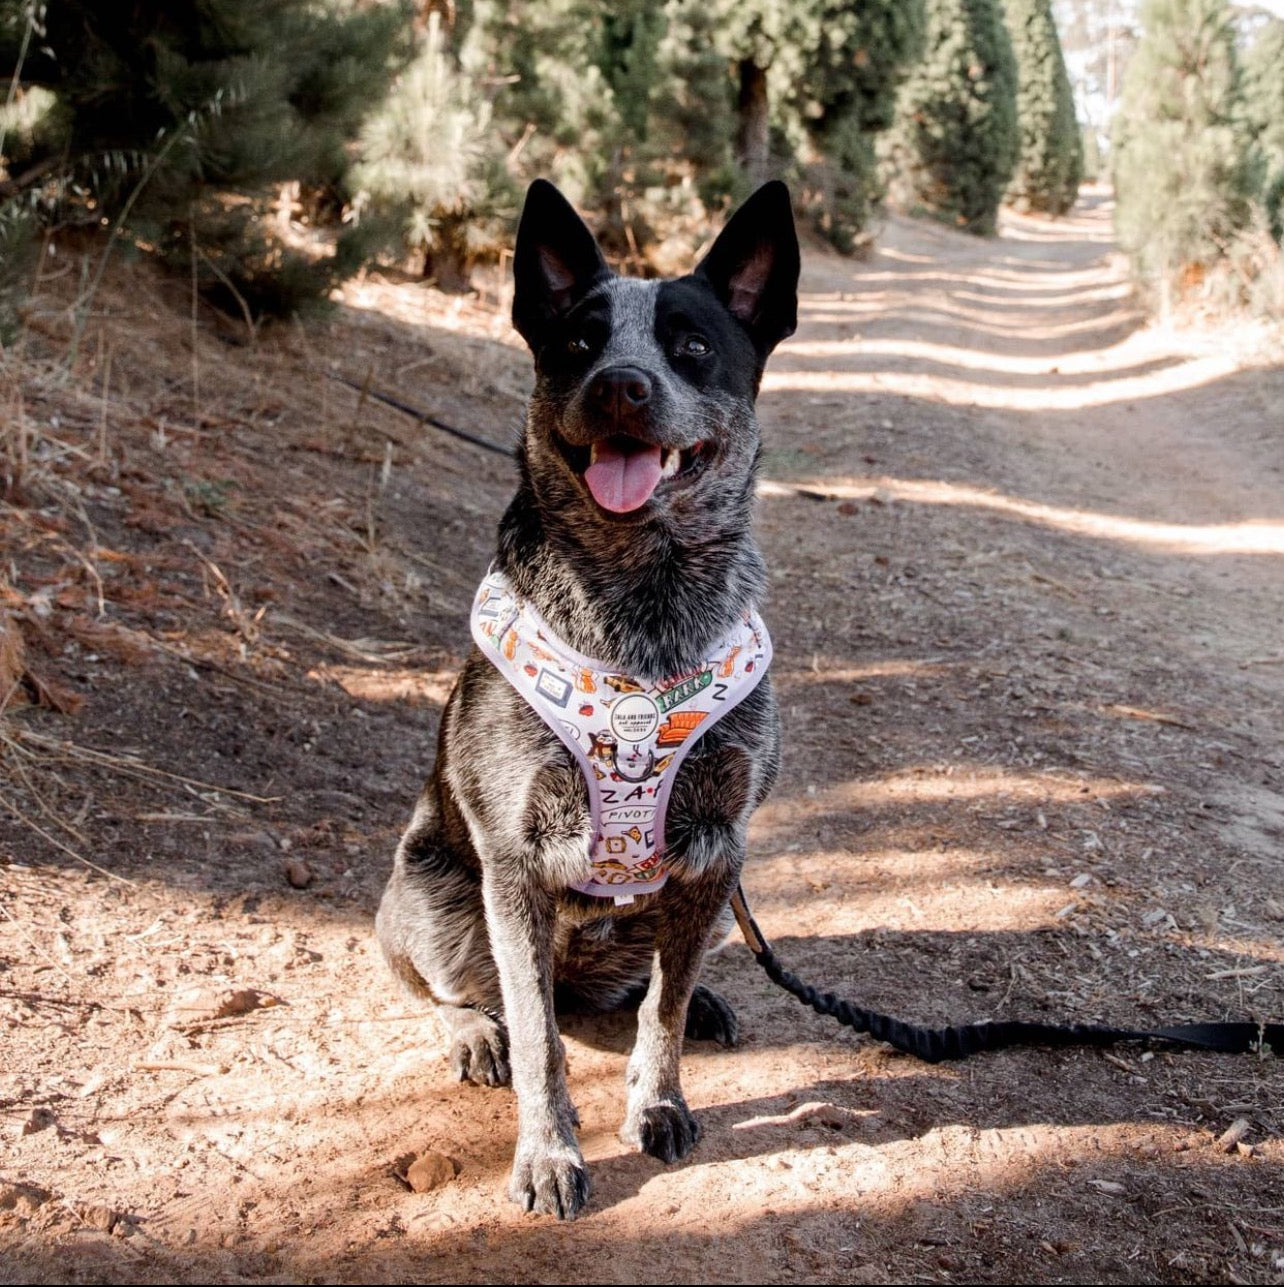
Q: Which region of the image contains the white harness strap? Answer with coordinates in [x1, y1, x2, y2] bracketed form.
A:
[470, 569, 772, 903]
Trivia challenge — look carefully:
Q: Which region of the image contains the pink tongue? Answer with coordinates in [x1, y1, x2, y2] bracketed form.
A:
[583, 441, 663, 513]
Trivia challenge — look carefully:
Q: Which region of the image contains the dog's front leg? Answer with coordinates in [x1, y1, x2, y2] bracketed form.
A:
[481, 868, 589, 1219]
[620, 864, 738, 1163]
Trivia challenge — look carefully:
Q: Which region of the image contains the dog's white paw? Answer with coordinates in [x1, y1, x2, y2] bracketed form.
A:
[508, 1143, 591, 1219]
[620, 1098, 701, 1163]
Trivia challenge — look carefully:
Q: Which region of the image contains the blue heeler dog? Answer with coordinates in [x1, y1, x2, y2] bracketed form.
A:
[377, 179, 800, 1219]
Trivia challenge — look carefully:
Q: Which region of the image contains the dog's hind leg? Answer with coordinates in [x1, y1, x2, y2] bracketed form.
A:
[377, 798, 511, 1087]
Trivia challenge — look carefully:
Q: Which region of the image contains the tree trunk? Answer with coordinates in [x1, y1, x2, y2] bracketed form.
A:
[735, 58, 770, 188]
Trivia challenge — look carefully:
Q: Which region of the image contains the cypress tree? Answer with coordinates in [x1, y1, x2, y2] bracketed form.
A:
[1112, 0, 1254, 296]
[792, 0, 926, 251]
[881, 0, 1020, 235]
[1242, 18, 1284, 243]
[1004, 0, 1083, 215]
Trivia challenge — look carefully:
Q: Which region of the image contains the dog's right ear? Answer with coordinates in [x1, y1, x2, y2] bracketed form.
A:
[512, 180, 610, 348]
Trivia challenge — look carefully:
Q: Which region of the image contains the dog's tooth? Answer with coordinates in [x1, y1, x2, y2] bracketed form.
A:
[590, 441, 601, 466]
[660, 448, 680, 480]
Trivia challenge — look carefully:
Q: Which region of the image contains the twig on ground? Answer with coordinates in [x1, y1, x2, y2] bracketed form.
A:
[134, 1060, 228, 1077]
[8, 727, 281, 803]
[0, 788, 133, 884]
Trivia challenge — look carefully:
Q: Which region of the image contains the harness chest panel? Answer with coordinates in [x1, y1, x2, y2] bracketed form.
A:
[470, 569, 772, 901]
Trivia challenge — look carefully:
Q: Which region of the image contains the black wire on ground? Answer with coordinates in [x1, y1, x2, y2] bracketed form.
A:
[330, 373, 516, 458]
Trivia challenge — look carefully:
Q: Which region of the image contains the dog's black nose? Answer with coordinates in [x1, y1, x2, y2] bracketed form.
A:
[588, 366, 652, 416]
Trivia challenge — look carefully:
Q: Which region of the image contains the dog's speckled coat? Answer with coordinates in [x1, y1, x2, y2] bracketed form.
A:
[376, 179, 800, 1219]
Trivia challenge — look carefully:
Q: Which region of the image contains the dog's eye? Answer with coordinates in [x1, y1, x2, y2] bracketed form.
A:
[679, 335, 710, 357]
[566, 336, 592, 355]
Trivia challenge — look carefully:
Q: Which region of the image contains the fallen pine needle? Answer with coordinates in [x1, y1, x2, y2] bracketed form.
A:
[1102, 703, 1196, 731]
[134, 1059, 228, 1077]
[10, 728, 280, 803]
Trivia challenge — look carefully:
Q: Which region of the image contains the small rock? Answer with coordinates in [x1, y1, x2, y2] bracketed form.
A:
[84, 1203, 119, 1233]
[400, 1151, 459, 1193]
[797, 1102, 849, 1130]
[284, 858, 314, 889]
[1217, 1117, 1252, 1153]
[19, 1108, 55, 1136]
[0, 1181, 52, 1216]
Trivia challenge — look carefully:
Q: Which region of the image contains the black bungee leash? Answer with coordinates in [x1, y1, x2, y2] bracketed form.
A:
[729, 886, 1281, 1063]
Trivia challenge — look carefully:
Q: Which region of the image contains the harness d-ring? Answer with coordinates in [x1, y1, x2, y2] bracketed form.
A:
[611, 747, 656, 783]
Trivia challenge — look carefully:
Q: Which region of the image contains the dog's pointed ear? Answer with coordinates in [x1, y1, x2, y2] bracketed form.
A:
[694, 181, 799, 358]
[512, 180, 610, 347]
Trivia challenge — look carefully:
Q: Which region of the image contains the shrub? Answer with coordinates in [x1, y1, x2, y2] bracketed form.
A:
[1004, 0, 1082, 214]
[881, 0, 1020, 235]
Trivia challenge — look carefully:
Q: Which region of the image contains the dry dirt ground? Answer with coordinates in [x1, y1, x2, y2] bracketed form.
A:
[2, 189, 1283, 1284]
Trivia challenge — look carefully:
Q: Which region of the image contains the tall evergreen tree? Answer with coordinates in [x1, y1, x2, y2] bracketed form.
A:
[881, 0, 1020, 235]
[790, 0, 926, 251]
[1241, 17, 1284, 243]
[0, 0, 409, 317]
[1111, 0, 1254, 296]
[1005, 0, 1083, 214]
[351, 12, 517, 292]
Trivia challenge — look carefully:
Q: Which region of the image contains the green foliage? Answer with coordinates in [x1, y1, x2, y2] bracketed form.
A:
[881, 0, 1020, 235]
[0, 0, 410, 318]
[1, 0, 966, 311]
[1004, 0, 1082, 214]
[1242, 19, 1284, 243]
[0, 198, 38, 343]
[351, 13, 517, 291]
[789, 1, 926, 251]
[1111, 0, 1254, 296]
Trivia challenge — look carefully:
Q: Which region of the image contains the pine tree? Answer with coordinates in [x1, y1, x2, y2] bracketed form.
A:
[0, 0, 409, 318]
[881, 0, 1020, 235]
[1005, 0, 1083, 214]
[351, 12, 517, 292]
[1112, 0, 1254, 296]
[1242, 18, 1284, 243]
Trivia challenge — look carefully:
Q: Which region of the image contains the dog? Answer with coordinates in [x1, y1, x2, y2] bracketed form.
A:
[376, 178, 799, 1219]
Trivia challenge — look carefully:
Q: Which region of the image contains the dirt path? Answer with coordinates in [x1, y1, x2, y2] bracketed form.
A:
[2, 191, 1282, 1284]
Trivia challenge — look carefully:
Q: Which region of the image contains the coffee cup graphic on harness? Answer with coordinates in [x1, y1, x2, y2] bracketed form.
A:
[470, 568, 772, 902]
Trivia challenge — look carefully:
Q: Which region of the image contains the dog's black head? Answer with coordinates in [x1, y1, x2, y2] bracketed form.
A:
[511, 180, 799, 524]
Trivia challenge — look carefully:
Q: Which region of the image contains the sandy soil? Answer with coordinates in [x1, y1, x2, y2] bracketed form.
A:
[2, 189, 1282, 1284]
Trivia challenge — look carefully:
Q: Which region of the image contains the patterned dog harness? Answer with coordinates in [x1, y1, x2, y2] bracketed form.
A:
[471, 568, 772, 903]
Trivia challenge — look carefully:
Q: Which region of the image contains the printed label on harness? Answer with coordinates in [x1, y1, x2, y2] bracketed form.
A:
[609, 693, 659, 742]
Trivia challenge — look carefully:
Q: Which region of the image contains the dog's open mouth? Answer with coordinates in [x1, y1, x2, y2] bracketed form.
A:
[562, 435, 712, 514]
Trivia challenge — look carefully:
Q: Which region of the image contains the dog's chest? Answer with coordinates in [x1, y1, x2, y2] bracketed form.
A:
[470, 569, 771, 901]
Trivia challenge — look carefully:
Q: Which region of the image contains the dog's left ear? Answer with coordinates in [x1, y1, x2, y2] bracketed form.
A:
[694, 181, 800, 359]
[512, 179, 610, 348]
